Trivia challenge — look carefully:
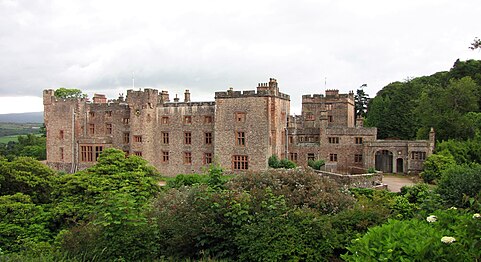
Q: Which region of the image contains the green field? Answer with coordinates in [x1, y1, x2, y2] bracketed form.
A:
[0, 122, 42, 138]
[0, 135, 20, 143]
[0, 133, 43, 144]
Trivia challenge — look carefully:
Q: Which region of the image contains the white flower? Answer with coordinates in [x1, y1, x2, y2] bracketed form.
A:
[473, 213, 481, 219]
[441, 236, 456, 244]
[426, 215, 437, 223]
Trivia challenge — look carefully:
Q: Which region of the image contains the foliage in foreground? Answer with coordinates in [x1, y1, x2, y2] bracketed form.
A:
[2, 148, 481, 261]
[343, 209, 481, 261]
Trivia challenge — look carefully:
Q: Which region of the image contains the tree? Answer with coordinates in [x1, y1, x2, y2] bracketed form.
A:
[0, 157, 55, 204]
[417, 77, 479, 140]
[354, 84, 369, 118]
[0, 193, 53, 253]
[469, 37, 481, 50]
[53, 148, 161, 260]
[54, 88, 86, 99]
[420, 153, 456, 183]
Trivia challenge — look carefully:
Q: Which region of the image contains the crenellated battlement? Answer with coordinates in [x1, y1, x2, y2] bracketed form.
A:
[161, 101, 216, 107]
[215, 87, 290, 100]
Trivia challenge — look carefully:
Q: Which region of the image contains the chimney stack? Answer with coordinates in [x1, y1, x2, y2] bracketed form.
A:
[184, 90, 191, 103]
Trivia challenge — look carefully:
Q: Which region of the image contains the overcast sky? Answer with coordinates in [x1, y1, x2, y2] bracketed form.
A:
[0, 0, 479, 114]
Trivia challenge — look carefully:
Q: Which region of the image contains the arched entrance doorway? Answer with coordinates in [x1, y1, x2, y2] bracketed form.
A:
[375, 150, 393, 173]
[396, 158, 404, 173]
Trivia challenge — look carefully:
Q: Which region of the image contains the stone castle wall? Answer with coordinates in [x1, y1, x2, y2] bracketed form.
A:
[43, 78, 433, 176]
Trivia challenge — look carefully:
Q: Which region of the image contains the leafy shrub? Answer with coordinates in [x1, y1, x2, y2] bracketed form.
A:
[400, 183, 430, 203]
[167, 174, 208, 188]
[0, 157, 55, 204]
[268, 155, 280, 168]
[0, 193, 53, 254]
[308, 159, 325, 170]
[420, 153, 456, 183]
[268, 155, 296, 169]
[279, 158, 297, 169]
[151, 185, 239, 259]
[400, 183, 444, 215]
[437, 164, 481, 208]
[236, 207, 336, 261]
[367, 167, 376, 173]
[342, 209, 481, 261]
[227, 169, 354, 214]
[331, 202, 391, 256]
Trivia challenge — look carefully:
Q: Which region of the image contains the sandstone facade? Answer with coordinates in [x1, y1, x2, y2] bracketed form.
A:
[43, 78, 433, 176]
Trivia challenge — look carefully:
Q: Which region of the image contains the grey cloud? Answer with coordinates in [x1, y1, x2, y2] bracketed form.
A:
[0, 0, 480, 114]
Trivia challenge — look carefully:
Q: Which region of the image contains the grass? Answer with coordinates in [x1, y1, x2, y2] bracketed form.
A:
[0, 135, 20, 143]
[0, 122, 42, 138]
[0, 133, 43, 144]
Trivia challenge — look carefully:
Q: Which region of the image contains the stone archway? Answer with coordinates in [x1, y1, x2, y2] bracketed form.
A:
[375, 150, 393, 173]
[396, 158, 404, 173]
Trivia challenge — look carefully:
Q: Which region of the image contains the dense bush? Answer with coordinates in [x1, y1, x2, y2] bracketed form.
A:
[308, 159, 325, 170]
[268, 155, 297, 169]
[436, 135, 481, 164]
[420, 153, 456, 183]
[437, 164, 481, 208]
[0, 193, 53, 254]
[343, 209, 481, 261]
[166, 173, 209, 188]
[227, 169, 354, 214]
[0, 157, 55, 204]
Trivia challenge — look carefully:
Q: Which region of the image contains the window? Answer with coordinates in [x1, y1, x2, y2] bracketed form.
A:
[89, 112, 95, 117]
[289, 152, 298, 162]
[161, 116, 169, 124]
[236, 131, 245, 146]
[134, 151, 142, 157]
[80, 145, 103, 162]
[184, 152, 192, 164]
[59, 130, 64, 139]
[89, 124, 95, 135]
[123, 118, 130, 124]
[232, 155, 248, 170]
[134, 135, 142, 143]
[355, 137, 363, 144]
[106, 123, 112, 134]
[411, 151, 426, 160]
[354, 154, 363, 163]
[204, 116, 213, 123]
[184, 132, 192, 144]
[328, 137, 339, 144]
[328, 115, 333, 122]
[306, 113, 315, 121]
[123, 132, 130, 143]
[162, 132, 169, 144]
[289, 136, 294, 144]
[60, 147, 64, 161]
[205, 132, 212, 145]
[307, 153, 315, 161]
[162, 151, 169, 163]
[329, 153, 338, 162]
[184, 116, 192, 124]
[204, 153, 213, 164]
[105, 111, 112, 117]
[235, 112, 246, 122]
[326, 103, 333, 110]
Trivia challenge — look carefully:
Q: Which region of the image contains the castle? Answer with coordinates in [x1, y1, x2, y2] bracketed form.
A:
[43, 78, 434, 176]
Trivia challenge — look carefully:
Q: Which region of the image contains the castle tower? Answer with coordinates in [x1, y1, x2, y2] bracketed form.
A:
[214, 78, 290, 172]
[126, 89, 158, 162]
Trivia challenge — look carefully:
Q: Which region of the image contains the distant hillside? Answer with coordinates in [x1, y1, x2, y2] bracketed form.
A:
[0, 112, 43, 123]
